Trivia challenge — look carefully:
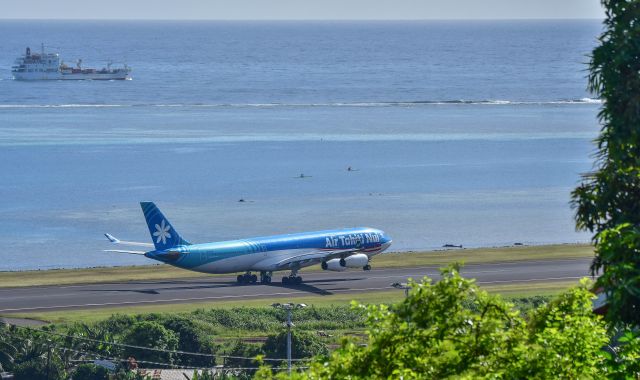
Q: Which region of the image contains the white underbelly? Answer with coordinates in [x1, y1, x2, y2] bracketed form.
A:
[191, 252, 266, 274]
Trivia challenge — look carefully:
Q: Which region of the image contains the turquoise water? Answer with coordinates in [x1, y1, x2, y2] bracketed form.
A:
[0, 20, 601, 270]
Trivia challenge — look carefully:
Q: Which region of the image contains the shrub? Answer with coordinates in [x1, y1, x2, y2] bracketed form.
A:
[122, 321, 178, 365]
[13, 357, 65, 380]
[72, 363, 110, 380]
[262, 330, 328, 364]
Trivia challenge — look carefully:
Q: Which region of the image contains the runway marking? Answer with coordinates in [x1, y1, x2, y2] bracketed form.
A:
[477, 276, 586, 285]
[0, 268, 581, 301]
[0, 276, 586, 313]
[0, 258, 591, 292]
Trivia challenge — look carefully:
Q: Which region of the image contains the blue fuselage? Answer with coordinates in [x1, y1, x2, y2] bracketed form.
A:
[145, 227, 392, 274]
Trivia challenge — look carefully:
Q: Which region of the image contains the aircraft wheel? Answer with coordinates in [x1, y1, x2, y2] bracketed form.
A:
[294, 276, 302, 285]
[282, 276, 289, 285]
[264, 276, 271, 284]
[237, 275, 244, 284]
[339, 258, 346, 267]
[250, 274, 258, 283]
[363, 264, 371, 271]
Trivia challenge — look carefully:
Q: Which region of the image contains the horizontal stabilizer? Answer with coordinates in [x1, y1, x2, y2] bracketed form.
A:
[104, 233, 154, 248]
[104, 249, 146, 255]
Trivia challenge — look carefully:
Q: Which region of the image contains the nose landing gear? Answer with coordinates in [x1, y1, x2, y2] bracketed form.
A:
[282, 269, 303, 285]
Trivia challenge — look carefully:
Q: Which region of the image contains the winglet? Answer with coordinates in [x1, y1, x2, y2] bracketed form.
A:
[104, 233, 120, 243]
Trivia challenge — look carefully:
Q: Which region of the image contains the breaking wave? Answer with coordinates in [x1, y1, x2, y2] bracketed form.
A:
[0, 98, 602, 109]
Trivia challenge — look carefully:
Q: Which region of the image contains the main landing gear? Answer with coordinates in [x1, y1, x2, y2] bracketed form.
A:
[260, 271, 273, 284]
[237, 271, 273, 284]
[282, 269, 303, 285]
[237, 272, 257, 284]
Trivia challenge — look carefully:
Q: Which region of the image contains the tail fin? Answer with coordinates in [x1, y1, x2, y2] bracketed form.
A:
[140, 202, 190, 250]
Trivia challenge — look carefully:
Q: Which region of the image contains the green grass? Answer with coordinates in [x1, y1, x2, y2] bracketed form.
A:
[5, 279, 577, 325]
[0, 243, 592, 288]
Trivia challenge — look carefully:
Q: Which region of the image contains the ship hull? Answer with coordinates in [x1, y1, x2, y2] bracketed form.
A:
[12, 72, 131, 81]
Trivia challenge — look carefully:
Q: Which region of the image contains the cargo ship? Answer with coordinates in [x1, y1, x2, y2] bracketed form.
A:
[11, 44, 131, 81]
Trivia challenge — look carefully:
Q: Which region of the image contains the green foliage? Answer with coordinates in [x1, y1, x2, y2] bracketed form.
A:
[593, 224, 640, 325]
[257, 266, 640, 379]
[606, 329, 640, 378]
[224, 340, 264, 370]
[122, 321, 178, 365]
[191, 305, 366, 332]
[262, 330, 328, 363]
[12, 357, 65, 380]
[113, 369, 152, 380]
[571, 0, 640, 326]
[526, 278, 610, 378]
[72, 363, 110, 380]
[0, 324, 17, 372]
[192, 369, 253, 380]
[159, 315, 215, 366]
[505, 295, 552, 315]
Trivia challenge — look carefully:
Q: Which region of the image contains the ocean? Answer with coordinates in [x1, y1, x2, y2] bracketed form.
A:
[0, 20, 601, 270]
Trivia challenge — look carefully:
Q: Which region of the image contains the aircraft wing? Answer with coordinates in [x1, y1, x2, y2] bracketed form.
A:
[264, 248, 363, 271]
[103, 249, 146, 255]
[104, 233, 154, 248]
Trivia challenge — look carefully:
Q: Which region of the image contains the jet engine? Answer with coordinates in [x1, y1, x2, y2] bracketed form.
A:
[321, 259, 347, 271]
[341, 253, 369, 268]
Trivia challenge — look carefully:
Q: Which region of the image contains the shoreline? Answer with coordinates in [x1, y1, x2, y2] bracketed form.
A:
[0, 243, 593, 289]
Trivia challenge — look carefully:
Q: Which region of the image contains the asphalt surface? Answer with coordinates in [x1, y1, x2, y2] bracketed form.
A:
[0, 258, 593, 314]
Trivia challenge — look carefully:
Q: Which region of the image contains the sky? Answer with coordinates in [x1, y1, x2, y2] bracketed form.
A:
[2, 0, 604, 20]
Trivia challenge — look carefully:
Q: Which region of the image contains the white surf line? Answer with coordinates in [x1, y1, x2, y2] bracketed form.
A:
[0, 276, 585, 313]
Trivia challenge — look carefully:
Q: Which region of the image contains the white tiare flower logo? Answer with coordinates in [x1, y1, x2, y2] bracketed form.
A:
[153, 220, 171, 245]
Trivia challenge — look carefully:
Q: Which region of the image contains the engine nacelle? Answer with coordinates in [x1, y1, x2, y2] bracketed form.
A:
[342, 253, 369, 268]
[322, 259, 347, 271]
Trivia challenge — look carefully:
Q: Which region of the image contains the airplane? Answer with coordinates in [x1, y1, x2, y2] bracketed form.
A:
[105, 202, 392, 284]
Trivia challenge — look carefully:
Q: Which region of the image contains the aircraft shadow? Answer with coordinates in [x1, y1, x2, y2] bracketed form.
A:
[83, 277, 364, 296]
[261, 282, 330, 295]
[82, 282, 237, 294]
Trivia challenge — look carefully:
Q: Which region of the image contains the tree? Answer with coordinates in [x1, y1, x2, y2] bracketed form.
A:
[13, 357, 65, 380]
[571, 0, 640, 325]
[225, 340, 264, 369]
[122, 321, 178, 365]
[255, 266, 640, 379]
[262, 330, 328, 364]
[160, 315, 216, 366]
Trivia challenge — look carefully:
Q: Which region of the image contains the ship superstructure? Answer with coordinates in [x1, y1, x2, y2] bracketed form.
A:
[11, 44, 131, 81]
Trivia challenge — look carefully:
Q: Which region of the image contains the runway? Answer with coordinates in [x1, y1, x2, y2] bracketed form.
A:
[0, 258, 593, 314]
